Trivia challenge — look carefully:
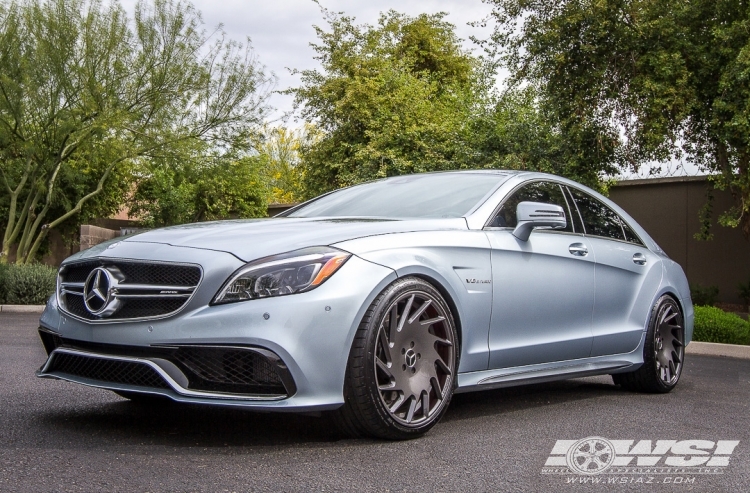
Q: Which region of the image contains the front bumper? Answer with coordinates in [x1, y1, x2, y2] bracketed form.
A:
[37, 243, 397, 412]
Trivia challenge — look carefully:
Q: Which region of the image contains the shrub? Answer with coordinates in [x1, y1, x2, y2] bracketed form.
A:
[738, 279, 750, 308]
[0, 263, 8, 304]
[690, 284, 719, 307]
[2, 264, 57, 305]
[692, 306, 750, 345]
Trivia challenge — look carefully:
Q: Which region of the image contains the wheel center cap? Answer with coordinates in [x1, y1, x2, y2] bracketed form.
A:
[404, 348, 417, 368]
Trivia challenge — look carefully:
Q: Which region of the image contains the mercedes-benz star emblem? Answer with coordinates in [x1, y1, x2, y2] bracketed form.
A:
[83, 267, 122, 317]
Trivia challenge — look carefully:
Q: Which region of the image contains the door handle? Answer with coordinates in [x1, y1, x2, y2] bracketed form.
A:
[569, 243, 588, 257]
[633, 253, 647, 265]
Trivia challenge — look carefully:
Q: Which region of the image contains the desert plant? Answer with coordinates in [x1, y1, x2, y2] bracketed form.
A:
[3, 264, 57, 305]
[690, 284, 720, 307]
[693, 306, 750, 345]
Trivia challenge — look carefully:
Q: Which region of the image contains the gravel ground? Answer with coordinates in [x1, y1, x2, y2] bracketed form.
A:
[1, 312, 748, 492]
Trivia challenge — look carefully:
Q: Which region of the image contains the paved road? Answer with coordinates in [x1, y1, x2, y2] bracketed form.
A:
[1, 313, 748, 492]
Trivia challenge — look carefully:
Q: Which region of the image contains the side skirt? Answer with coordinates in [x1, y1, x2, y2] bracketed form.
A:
[455, 348, 644, 394]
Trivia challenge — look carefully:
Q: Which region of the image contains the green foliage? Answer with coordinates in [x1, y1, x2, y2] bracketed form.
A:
[0, 0, 272, 263]
[130, 142, 269, 227]
[0, 263, 57, 305]
[292, 9, 482, 197]
[693, 306, 750, 345]
[738, 279, 750, 307]
[259, 126, 310, 204]
[690, 284, 720, 307]
[485, 0, 750, 235]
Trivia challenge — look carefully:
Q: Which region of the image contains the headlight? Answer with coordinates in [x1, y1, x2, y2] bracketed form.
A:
[212, 247, 352, 304]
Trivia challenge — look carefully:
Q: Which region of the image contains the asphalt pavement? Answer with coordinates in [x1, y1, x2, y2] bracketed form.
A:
[1, 312, 748, 492]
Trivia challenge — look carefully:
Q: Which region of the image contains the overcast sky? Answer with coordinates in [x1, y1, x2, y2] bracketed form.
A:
[122, 0, 496, 120]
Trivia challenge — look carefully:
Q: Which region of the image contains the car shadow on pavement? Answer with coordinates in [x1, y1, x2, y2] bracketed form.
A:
[34, 376, 627, 447]
[444, 376, 624, 422]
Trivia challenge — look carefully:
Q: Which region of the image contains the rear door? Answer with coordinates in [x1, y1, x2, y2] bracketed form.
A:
[566, 187, 662, 356]
[485, 181, 595, 369]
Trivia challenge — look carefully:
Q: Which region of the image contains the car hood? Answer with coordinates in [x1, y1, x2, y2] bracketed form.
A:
[105, 217, 468, 262]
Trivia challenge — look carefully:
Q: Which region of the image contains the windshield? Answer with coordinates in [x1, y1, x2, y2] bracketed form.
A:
[287, 172, 507, 219]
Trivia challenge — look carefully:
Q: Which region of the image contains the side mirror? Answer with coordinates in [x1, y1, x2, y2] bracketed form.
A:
[512, 201, 567, 241]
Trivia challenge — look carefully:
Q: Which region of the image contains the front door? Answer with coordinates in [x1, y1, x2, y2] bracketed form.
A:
[485, 181, 595, 369]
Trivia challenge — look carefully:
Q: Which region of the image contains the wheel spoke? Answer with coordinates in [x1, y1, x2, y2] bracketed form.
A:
[407, 299, 431, 324]
[388, 305, 398, 342]
[389, 393, 405, 413]
[435, 357, 451, 375]
[421, 391, 430, 417]
[420, 316, 445, 327]
[430, 377, 442, 399]
[397, 295, 415, 333]
[376, 358, 393, 379]
[405, 396, 417, 423]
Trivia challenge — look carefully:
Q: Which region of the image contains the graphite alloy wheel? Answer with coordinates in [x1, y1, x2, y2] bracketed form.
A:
[612, 295, 685, 393]
[335, 277, 458, 439]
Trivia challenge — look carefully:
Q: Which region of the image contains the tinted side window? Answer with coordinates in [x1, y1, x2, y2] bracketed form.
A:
[563, 187, 585, 234]
[489, 181, 573, 233]
[620, 219, 644, 246]
[567, 188, 625, 241]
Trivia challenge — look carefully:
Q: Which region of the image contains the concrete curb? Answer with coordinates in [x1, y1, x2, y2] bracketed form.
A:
[687, 341, 750, 360]
[0, 305, 45, 314]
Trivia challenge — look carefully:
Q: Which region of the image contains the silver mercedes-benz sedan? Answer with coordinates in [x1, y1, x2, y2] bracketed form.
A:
[37, 170, 693, 439]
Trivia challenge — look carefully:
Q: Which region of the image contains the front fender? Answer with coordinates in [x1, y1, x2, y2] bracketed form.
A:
[334, 231, 493, 373]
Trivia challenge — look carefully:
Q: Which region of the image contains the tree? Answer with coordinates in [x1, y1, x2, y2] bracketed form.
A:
[258, 126, 310, 204]
[291, 9, 482, 197]
[128, 141, 269, 227]
[484, 0, 750, 236]
[0, 0, 272, 263]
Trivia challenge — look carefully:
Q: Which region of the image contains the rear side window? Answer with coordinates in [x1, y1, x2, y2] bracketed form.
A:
[489, 181, 574, 233]
[567, 187, 625, 241]
[567, 187, 643, 245]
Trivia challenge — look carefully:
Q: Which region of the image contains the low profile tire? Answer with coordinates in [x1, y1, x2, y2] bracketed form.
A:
[113, 390, 170, 404]
[612, 295, 685, 393]
[335, 277, 458, 440]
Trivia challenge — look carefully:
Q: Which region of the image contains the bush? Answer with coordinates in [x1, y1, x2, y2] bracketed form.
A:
[738, 279, 750, 308]
[690, 284, 719, 307]
[2, 264, 57, 305]
[693, 306, 750, 345]
[0, 263, 8, 304]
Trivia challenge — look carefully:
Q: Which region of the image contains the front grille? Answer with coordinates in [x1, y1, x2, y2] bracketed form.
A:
[58, 259, 202, 322]
[173, 347, 286, 395]
[48, 352, 170, 389]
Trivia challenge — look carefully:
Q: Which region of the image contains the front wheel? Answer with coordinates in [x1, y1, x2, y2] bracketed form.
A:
[612, 295, 685, 393]
[335, 277, 458, 439]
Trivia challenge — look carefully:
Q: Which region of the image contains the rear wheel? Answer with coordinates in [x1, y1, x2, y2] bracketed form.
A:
[335, 277, 458, 440]
[612, 295, 685, 393]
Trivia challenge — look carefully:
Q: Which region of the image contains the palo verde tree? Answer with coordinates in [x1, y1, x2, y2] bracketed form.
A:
[0, 0, 272, 263]
[484, 0, 750, 236]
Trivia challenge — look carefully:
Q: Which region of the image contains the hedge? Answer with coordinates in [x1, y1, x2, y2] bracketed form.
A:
[0, 263, 57, 305]
[692, 305, 750, 346]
